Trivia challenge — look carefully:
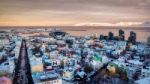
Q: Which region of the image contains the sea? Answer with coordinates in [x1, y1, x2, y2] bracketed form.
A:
[0, 26, 150, 42]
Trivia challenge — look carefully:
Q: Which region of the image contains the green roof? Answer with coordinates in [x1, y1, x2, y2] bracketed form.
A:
[92, 53, 102, 62]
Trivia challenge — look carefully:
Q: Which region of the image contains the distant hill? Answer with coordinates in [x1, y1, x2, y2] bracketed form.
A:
[140, 21, 150, 27]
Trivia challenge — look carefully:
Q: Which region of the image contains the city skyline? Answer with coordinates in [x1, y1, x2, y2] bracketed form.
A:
[0, 0, 150, 26]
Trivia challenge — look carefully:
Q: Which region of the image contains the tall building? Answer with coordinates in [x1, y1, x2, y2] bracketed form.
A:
[128, 31, 136, 44]
[119, 29, 125, 41]
[108, 32, 114, 40]
[147, 36, 150, 46]
[99, 35, 104, 40]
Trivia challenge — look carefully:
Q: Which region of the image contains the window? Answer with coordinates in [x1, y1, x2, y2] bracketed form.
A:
[143, 75, 145, 77]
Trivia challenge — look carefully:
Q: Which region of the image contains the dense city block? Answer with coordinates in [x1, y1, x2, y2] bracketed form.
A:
[0, 28, 150, 84]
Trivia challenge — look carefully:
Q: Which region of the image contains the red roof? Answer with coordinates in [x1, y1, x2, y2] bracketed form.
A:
[0, 77, 12, 84]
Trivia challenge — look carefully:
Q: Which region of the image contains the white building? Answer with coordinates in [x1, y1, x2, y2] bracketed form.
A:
[32, 71, 62, 84]
[135, 77, 150, 84]
[0, 59, 15, 74]
[140, 66, 150, 78]
[126, 66, 137, 80]
[0, 38, 9, 46]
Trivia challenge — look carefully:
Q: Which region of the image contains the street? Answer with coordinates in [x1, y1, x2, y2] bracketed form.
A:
[13, 40, 33, 84]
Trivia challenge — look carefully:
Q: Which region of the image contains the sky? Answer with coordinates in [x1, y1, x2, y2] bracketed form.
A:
[0, 0, 150, 26]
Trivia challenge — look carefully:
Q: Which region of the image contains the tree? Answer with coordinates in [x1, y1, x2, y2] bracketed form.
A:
[84, 63, 93, 74]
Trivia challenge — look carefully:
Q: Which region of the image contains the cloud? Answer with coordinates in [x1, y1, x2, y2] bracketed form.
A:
[74, 22, 142, 26]
[0, 0, 149, 26]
